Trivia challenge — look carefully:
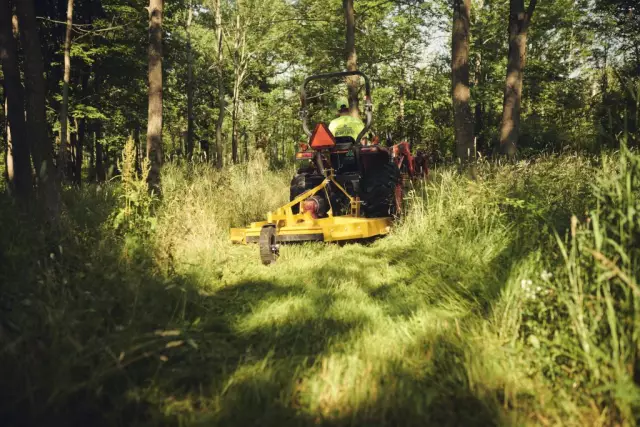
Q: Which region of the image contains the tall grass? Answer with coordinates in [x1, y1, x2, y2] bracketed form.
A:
[0, 149, 638, 426]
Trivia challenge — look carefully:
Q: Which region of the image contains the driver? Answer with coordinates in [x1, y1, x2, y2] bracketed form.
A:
[328, 101, 364, 143]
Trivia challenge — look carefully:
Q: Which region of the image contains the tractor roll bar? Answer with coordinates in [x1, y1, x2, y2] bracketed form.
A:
[299, 70, 373, 144]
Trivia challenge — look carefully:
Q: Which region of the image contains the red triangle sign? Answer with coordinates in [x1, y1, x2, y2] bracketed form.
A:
[310, 123, 336, 149]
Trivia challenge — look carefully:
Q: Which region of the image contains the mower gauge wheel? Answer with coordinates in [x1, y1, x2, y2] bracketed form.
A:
[259, 225, 279, 265]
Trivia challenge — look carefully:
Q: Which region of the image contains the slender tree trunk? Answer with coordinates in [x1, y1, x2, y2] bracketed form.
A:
[95, 123, 105, 182]
[231, 16, 240, 165]
[243, 128, 249, 162]
[69, 130, 77, 180]
[75, 68, 89, 186]
[230, 12, 249, 165]
[88, 124, 95, 182]
[343, 0, 359, 118]
[452, 0, 474, 164]
[216, 80, 224, 167]
[214, 0, 224, 168]
[0, 3, 31, 197]
[16, 0, 59, 217]
[4, 97, 14, 191]
[58, 0, 74, 180]
[147, 0, 163, 192]
[186, 5, 194, 159]
[398, 83, 405, 141]
[474, 52, 485, 155]
[76, 116, 84, 185]
[498, 0, 537, 157]
[231, 93, 239, 163]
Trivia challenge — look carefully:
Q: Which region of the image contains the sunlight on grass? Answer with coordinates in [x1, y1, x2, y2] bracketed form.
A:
[236, 295, 315, 333]
[5, 152, 638, 426]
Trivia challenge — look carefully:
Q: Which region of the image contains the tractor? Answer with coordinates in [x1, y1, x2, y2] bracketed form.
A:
[230, 70, 403, 265]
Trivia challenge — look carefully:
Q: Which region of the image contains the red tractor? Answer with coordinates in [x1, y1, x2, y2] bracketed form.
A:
[291, 71, 404, 218]
[231, 70, 427, 264]
[391, 141, 429, 181]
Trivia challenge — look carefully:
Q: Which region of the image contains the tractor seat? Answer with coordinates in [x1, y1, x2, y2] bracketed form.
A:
[334, 136, 356, 151]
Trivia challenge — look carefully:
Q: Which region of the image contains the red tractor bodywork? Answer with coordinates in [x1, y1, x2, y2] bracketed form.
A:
[391, 141, 429, 180]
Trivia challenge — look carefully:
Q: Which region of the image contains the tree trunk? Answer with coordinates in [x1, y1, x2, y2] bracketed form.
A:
[231, 16, 240, 165]
[0, 2, 31, 197]
[88, 124, 95, 182]
[473, 52, 485, 155]
[186, 5, 194, 159]
[243, 128, 249, 162]
[58, 0, 74, 180]
[69, 130, 77, 180]
[95, 123, 105, 182]
[75, 68, 89, 186]
[231, 93, 239, 163]
[343, 0, 359, 118]
[214, 0, 224, 168]
[147, 0, 163, 192]
[452, 0, 474, 164]
[215, 81, 225, 168]
[398, 83, 405, 141]
[498, 0, 537, 157]
[76, 116, 84, 185]
[16, 0, 59, 217]
[4, 97, 14, 191]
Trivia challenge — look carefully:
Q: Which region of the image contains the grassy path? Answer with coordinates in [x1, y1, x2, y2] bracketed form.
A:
[141, 208, 533, 426]
[4, 157, 616, 426]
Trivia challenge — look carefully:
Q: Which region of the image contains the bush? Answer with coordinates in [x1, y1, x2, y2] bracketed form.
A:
[517, 147, 640, 422]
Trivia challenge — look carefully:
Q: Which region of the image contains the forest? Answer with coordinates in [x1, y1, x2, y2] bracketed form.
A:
[1, 0, 639, 425]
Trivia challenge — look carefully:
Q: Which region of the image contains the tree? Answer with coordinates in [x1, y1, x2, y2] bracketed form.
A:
[147, 0, 163, 192]
[58, 0, 74, 180]
[230, 13, 247, 164]
[0, 0, 31, 197]
[499, 0, 537, 156]
[343, 0, 359, 118]
[186, 3, 195, 159]
[452, 0, 474, 164]
[213, 0, 225, 168]
[16, 0, 59, 218]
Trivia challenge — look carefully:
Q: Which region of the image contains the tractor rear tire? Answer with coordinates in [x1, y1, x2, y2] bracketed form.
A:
[362, 162, 402, 218]
[289, 173, 324, 213]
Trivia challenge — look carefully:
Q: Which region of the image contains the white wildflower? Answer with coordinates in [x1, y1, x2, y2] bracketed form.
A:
[541, 270, 553, 281]
[520, 279, 533, 290]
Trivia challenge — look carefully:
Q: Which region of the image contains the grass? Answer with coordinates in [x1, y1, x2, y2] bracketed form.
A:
[0, 149, 638, 426]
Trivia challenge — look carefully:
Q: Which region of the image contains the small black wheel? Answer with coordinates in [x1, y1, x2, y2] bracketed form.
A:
[259, 225, 278, 265]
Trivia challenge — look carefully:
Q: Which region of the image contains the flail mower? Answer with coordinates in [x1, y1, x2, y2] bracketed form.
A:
[230, 70, 405, 265]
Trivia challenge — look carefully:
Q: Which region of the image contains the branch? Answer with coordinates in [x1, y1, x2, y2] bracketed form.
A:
[523, 0, 537, 30]
[36, 16, 92, 27]
[526, 0, 538, 18]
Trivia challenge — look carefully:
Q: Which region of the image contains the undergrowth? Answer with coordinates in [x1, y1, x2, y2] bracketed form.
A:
[0, 149, 638, 426]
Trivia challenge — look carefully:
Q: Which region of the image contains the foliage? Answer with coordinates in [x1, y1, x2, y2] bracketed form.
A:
[111, 136, 156, 233]
[3, 0, 640, 424]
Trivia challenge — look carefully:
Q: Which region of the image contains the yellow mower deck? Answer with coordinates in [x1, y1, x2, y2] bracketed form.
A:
[230, 215, 392, 244]
[230, 173, 393, 247]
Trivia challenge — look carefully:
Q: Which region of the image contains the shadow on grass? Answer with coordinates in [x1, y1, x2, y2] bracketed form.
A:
[1, 195, 530, 427]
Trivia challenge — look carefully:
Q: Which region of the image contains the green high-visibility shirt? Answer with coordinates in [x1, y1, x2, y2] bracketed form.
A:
[328, 115, 365, 142]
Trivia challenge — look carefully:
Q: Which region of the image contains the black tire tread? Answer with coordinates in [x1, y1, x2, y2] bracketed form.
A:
[259, 226, 277, 265]
[361, 162, 401, 218]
